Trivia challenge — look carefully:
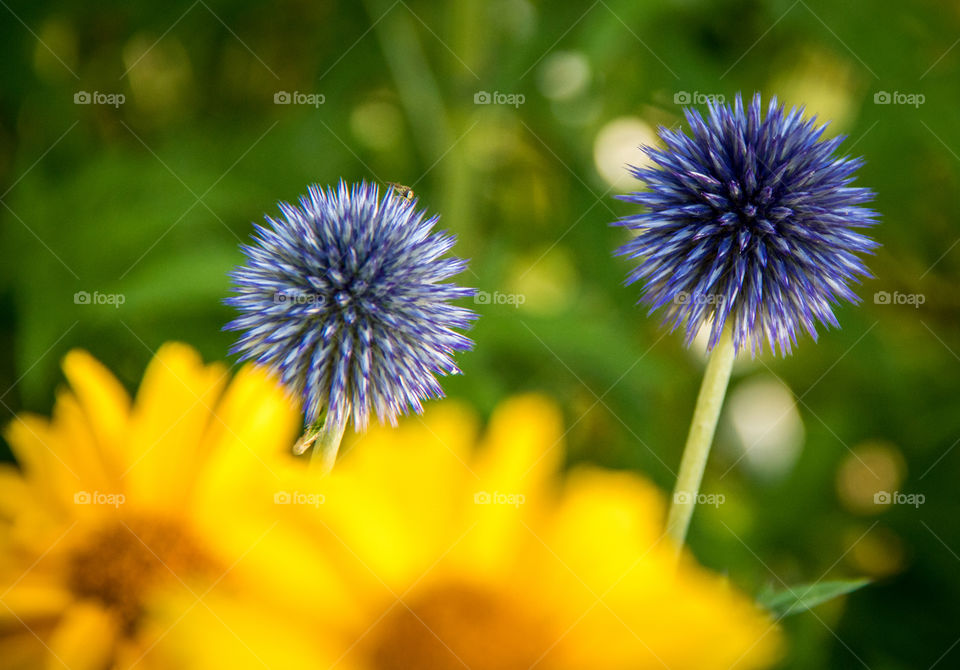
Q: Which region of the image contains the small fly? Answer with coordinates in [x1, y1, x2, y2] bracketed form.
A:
[386, 182, 415, 203]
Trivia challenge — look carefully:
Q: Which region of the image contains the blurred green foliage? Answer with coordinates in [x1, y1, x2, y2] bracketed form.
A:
[1, 0, 958, 667]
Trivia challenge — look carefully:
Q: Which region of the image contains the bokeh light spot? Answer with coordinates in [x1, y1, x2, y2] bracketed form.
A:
[836, 441, 906, 515]
[593, 117, 657, 191]
[350, 100, 404, 151]
[537, 51, 591, 101]
[727, 376, 804, 480]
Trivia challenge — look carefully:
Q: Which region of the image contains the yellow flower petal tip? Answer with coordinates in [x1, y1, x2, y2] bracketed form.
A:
[471, 393, 566, 496]
[151, 341, 207, 367]
[61, 348, 131, 448]
[61, 348, 115, 382]
[47, 601, 119, 670]
[487, 392, 565, 444]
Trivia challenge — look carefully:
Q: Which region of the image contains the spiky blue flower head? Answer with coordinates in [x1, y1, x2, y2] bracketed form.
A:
[615, 93, 879, 355]
[226, 180, 476, 431]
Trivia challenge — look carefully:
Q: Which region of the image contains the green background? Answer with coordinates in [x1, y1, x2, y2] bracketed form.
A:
[1, 0, 958, 667]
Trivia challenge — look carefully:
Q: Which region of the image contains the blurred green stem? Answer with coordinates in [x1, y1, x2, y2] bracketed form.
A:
[665, 327, 736, 553]
[360, 0, 452, 162]
[360, 0, 478, 250]
[296, 414, 347, 474]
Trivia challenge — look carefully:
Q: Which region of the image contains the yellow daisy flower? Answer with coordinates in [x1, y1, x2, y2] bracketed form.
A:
[0, 343, 304, 670]
[2, 343, 781, 670]
[153, 396, 782, 669]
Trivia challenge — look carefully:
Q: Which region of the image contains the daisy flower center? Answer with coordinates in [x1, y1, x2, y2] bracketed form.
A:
[67, 515, 215, 632]
[366, 581, 553, 670]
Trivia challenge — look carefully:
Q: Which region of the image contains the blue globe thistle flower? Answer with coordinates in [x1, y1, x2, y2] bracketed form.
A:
[226, 180, 476, 431]
[615, 93, 879, 355]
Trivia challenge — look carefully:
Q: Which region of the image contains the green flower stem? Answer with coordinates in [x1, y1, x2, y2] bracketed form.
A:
[295, 414, 347, 474]
[665, 327, 737, 552]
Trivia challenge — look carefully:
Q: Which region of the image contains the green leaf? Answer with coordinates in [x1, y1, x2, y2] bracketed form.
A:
[758, 579, 871, 618]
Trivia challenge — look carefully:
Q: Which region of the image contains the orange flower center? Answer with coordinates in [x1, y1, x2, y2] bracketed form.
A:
[367, 581, 554, 670]
[67, 515, 215, 631]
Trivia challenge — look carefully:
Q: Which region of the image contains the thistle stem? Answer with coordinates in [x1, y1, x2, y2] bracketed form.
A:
[665, 327, 736, 553]
[295, 414, 347, 474]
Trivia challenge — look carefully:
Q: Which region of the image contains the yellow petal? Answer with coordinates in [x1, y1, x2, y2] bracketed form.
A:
[463, 394, 564, 572]
[0, 629, 54, 670]
[0, 465, 31, 520]
[316, 402, 479, 589]
[3, 351, 130, 514]
[45, 600, 118, 670]
[195, 362, 299, 491]
[198, 513, 361, 629]
[124, 343, 228, 509]
[141, 590, 338, 670]
[61, 349, 131, 475]
[0, 580, 73, 621]
[4, 415, 80, 514]
[49, 390, 115, 496]
[540, 467, 781, 669]
[344, 400, 479, 480]
[474, 393, 564, 500]
[550, 467, 668, 578]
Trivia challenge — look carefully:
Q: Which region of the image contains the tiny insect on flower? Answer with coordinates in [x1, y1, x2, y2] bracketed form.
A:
[226, 180, 477, 433]
[386, 181, 416, 203]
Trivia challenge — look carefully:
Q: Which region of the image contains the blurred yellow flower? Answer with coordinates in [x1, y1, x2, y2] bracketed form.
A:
[0, 343, 302, 670]
[156, 397, 782, 669]
[2, 344, 780, 670]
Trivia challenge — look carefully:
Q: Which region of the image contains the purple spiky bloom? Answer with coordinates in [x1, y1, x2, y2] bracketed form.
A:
[615, 93, 879, 355]
[226, 180, 476, 431]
